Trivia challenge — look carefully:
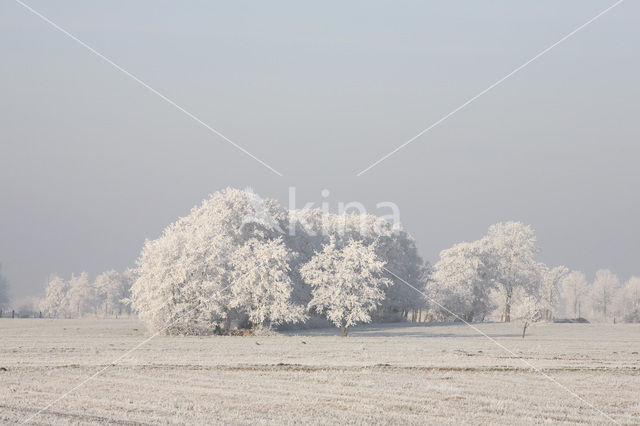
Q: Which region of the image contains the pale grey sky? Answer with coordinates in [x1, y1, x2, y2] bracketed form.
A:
[1, 0, 638, 300]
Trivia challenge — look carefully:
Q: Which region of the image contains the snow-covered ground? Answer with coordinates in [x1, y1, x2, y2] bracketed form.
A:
[1, 319, 638, 424]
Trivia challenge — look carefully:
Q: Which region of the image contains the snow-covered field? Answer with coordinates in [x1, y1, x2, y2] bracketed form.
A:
[1, 319, 638, 425]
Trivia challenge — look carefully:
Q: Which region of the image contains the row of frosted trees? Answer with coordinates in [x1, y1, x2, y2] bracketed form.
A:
[559, 270, 640, 323]
[429, 223, 640, 324]
[39, 270, 133, 318]
[37, 187, 640, 334]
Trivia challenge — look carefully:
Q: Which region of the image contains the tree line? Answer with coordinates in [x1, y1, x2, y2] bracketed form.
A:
[38, 270, 133, 318]
[429, 222, 640, 325]
[32, 188, 640, 335]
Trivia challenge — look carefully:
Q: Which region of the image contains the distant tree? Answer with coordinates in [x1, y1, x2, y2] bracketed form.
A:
[483, 222, 541, 322]
[619, 276, 640, 323]
[429, 222, 544, 323]
[95, 270, 133, 317]
[622, 277, 640, 308]
[39, 275, 70, 318]
[560, 271, 589, 319]
[539, 265, 570, 321]
[588, 269, 620, 322]
[39, 270, 133, 319]
[510, 288, 543, 338]
[121, 268, 136, 316]
[431, 241, 494, 322]
[301, 239, 392, 336]
[0, 263, 9, 310]
[67, 272, 95, 317]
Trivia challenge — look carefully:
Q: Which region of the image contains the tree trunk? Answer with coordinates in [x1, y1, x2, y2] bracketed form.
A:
[504, 287, 512, 323]
[340, 321, 349, 337]
[522, 321, 528, 338]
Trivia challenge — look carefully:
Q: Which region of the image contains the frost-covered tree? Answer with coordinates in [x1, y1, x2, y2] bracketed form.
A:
[288, 209, 429, 321]
[372, 223, 429, 320]
[560, 271, 589, 318]
[132, 218, 234, 334]
[431, 241, 494, 322]
[131, 188, 293, 334]
[229, 238, 305, 329]
[510, 287, 543, 338]
[622, 277, 640, 308]
[430, 222, 544, 323]
[67, 272, 94, 317]
[39, 270, 132, 319]
[39, 275, 70, 318]
[539, 265, 569, 321]
[301, 239, 392, 336]
[619, 276, 640, 322]
[588, 269, 620, 322]
[0, 263, 9, 310]
[95, 269, 133, 317]
[483, 222, 541, 322]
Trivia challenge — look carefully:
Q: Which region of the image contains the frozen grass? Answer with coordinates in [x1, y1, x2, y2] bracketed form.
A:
[0, 319, 639, 424]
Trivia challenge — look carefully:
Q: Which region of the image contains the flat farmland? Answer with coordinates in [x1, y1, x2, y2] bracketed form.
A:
[1, 320, 639, 425]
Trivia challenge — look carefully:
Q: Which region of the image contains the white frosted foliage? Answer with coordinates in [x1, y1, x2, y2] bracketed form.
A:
[301, 239, 392, 336]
